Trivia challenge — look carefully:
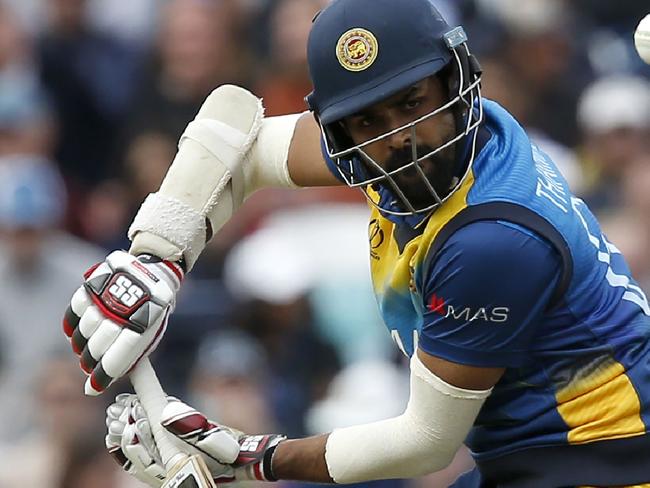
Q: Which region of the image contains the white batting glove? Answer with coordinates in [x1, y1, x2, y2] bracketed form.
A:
[63, 251, 184, 395]
[106, 393, 167, 487]
[161, 400, 286, 483]
[105, 394, 286, 484]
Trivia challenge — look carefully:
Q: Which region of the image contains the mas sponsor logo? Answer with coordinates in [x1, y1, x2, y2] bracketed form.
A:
[428, 294, 509, 323]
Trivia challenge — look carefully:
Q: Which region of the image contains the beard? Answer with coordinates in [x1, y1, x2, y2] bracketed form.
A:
[377, 143, 458, 210]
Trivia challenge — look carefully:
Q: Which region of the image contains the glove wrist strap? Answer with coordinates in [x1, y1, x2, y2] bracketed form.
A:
[263, 442, 281, 482]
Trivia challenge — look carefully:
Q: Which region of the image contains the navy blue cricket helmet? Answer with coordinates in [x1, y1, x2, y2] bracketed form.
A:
[306, 0, 483, 217]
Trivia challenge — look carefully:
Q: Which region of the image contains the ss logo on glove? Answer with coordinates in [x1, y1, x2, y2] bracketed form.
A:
[63, 250, 183, 395]
[106, 275, 147, 312]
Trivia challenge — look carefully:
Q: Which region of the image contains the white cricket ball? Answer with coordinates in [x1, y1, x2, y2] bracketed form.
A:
[635, 14, 650, 64]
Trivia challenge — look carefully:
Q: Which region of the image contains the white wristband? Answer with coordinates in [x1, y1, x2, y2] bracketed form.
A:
[245, 112, 303, 194]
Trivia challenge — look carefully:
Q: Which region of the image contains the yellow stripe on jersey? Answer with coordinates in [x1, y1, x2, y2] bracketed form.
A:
[369, 171, 476, 297]
[556, 357, 645, 444]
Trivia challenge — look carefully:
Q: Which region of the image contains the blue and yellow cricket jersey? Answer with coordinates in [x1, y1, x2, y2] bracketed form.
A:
[325, 100, 650, 486]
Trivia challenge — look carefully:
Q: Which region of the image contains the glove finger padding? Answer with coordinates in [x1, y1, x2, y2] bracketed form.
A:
[63, 251, 183, 395]
[161, 400, 241, 464]
[120, 420, 167, 487]
[63, 287, 92, 338]
[106, 401, 131, 469]
[162, 400, 286, 482]
[106, 394, 285, 485]
[106, 394, 236, 485]
[106, 394, 167, 487]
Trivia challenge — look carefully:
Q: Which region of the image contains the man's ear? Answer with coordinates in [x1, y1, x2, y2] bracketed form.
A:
[432, 68, 455, 104]
[324, 119, 356, 153]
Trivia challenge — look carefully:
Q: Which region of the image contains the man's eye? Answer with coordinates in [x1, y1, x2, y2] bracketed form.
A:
[359, 117, 374, 128]
[404, 99, 421, 110]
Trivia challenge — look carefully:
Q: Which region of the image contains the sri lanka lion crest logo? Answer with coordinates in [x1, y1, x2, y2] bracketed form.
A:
[336, 28, 378, 72]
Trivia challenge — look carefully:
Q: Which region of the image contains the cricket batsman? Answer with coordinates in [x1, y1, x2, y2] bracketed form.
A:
[63, 0, 650, 486]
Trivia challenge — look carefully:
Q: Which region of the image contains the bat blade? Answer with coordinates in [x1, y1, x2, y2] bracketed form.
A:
[162, 454, 217, 488]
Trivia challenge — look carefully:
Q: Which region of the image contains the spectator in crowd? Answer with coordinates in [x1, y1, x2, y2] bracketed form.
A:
[189, 329, 278, 435]
[473, 0, 593, 147]
[306, 360, 409, 435]
[0, 158, 102, 441]
[0, 352, 106, 487]
[0, 76, 53, 159]
[0, 3, 53, 157]
[622, 156, 650, 224]
[86, 0, 165, 46]
[1, 0, 46, 35]
[224, 217, 344, 436]
[78, 179, 132, 250]
[223, 205, 421, 434]
[576, 75, 650, 214]
[230, 293, 340, 437]
[58, 425, 131, 488]
[479, 56, 584, 192]
[124, 0, 247, 144]
[226, 205, 400, 365]
[122, 132, 177, 207]
[574, 0, 648, 34]
[37, 0, 141, 187]
[78, 131, 177, 250]
[256, 0, 328, 116]
[460, 1, 587, 192]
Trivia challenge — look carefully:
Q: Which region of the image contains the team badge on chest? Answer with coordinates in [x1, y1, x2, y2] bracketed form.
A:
[336, 28, 378, 72]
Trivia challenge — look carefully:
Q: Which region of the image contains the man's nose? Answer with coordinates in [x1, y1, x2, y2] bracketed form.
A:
[387, 127, 411, 151]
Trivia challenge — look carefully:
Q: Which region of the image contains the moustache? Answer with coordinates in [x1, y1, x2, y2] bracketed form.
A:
[384, 144, 444, 177]
[379, 143, 457, 207]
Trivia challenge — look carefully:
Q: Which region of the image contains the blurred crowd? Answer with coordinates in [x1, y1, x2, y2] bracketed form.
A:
[0, 0, 648, 486]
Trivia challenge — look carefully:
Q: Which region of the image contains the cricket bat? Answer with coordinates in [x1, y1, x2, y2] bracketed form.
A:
[130, 359, 217, 488]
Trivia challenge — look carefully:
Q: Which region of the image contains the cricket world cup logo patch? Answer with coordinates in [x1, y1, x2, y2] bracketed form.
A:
[336, 28, 378, 72]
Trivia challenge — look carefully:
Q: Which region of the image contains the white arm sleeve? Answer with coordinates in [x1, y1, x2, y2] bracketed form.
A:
[128, 85, 301, 270]
[246, 113, 303, 193]
[324, 354, 491, 483]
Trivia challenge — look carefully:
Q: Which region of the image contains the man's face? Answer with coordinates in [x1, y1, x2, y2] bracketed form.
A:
[342, 76, 457, 208]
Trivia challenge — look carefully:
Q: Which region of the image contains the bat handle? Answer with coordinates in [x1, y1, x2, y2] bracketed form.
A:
[130, 358, 186, 469]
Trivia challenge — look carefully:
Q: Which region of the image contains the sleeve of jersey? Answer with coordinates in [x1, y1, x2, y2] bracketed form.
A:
[419, 220, 561, 368]
[320, 136, 347, 184]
